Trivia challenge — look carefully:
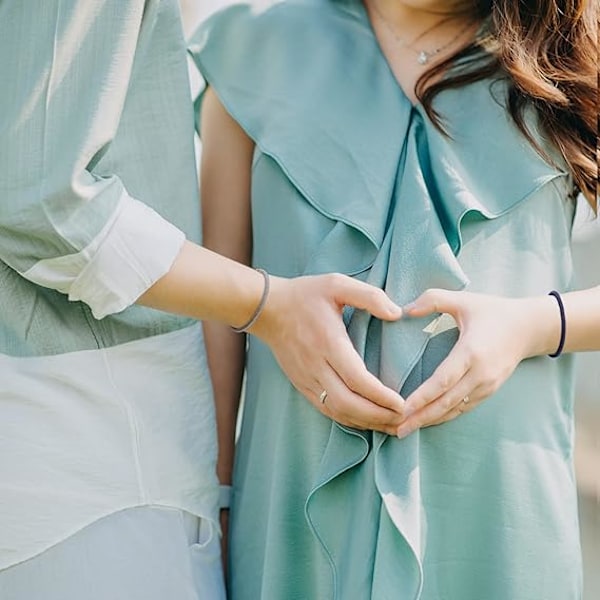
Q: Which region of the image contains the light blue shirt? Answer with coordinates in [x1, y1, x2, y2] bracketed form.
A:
[0, 0, 199, 357]
[0, 0, 218, 570]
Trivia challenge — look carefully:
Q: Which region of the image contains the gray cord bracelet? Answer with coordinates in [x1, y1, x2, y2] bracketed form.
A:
[231, 268, 270, 333]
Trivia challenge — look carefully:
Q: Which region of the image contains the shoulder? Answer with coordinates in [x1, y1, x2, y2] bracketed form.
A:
[188, 0, 369, 117]
[197, 0, 342, 27]
[189, 0, 360, 57]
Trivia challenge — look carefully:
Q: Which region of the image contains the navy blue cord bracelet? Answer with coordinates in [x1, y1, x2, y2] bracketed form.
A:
[548, 290, 566, 358]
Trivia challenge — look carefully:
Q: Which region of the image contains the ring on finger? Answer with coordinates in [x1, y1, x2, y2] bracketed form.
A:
[319, 389, 328, 404]
[462, 395, 470, 405]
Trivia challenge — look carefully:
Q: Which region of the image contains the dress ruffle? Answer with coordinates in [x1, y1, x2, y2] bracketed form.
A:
[190, 2, 568, 597]
[189, 0, 563, 257]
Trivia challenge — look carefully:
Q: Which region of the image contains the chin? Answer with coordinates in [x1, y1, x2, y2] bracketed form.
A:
[396, 0, 465, 13]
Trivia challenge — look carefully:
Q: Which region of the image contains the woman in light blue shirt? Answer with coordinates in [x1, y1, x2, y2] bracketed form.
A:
[193, 0, 598, 598]
[0, 1, 408, 598]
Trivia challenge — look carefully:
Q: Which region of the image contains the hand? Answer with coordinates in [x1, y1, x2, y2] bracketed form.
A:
[395, 289, 561, 438]
[250, 273, 406, 436]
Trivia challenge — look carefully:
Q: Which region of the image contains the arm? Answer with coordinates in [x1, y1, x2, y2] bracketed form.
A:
[552, 286, 600, 352]
[198, 87, 253, 576]
[0, 0, 185, 319]
[394, 286, 600, 438]
[1, 2, 406, 434]
[199, 87, 252, 492]
[0, 0, 278, 334]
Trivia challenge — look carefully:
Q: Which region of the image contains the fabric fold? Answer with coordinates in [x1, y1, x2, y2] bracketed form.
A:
[189, 0, 565, 267]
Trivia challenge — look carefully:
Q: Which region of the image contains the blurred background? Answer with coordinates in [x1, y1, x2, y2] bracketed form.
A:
[182, 1, 599, 596]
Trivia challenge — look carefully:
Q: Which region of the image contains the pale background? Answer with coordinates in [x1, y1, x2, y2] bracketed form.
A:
[182, 1, 600, 596]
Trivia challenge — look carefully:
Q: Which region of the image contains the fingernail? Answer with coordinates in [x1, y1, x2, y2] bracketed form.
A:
[402, 302, 417, 314]
[397, 425, 415, 439]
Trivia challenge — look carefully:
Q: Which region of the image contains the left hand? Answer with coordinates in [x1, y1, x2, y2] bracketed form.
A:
[250, 273, 407, 435]
[395, 288, 560, 438]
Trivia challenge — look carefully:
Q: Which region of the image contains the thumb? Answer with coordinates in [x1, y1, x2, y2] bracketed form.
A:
[402, 288, 459, 318]
[333, 277, 402, 321]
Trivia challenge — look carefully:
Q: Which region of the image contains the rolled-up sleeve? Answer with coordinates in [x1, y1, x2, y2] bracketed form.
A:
[0, 0, 186, 319]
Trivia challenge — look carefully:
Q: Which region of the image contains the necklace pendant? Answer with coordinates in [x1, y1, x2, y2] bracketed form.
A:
[417, 51, 429, 65]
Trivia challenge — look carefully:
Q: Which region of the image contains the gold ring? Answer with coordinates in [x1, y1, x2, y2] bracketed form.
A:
[319, 390, 328, 404]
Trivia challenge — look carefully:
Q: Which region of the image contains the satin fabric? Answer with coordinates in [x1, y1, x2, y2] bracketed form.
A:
[191, 1, 581, 598]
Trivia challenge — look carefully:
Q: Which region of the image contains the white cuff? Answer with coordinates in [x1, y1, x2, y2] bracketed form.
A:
[24, 196, 186, 319]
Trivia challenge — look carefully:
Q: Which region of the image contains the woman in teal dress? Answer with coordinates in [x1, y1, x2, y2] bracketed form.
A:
[0, 1, 414, 598]
[191, 0, 597, 598]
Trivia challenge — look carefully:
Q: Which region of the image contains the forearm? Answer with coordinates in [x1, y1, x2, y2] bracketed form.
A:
[138, 241, 265, 329]
[522, 285, 600, 357]
[203, 322, 245, 486]
[561, 286, 600, 352]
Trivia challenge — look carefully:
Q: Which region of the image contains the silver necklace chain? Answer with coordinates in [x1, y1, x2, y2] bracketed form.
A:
[370, 1, 475, 65]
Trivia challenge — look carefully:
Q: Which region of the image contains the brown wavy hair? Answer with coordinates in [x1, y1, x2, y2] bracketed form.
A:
[417, 0, 598, 207]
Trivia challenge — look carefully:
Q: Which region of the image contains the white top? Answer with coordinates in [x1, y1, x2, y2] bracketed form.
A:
[0, 0, 221, 572]
[0, 325, 219, 569]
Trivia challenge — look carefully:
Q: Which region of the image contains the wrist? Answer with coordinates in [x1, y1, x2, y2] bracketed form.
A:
[521, 294, 563, 358]
[246, 275, 287, 340]
[231, 268, 270, 333]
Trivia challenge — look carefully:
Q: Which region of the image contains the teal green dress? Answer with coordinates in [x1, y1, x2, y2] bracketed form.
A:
[191, 1, 582, 598]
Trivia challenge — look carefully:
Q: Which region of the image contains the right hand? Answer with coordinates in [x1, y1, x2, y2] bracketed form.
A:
[249, 273, 406, 435]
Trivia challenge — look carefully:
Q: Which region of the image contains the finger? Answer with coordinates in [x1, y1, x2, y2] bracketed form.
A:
[426, 382, 487, 427]
[317, 366, 405, 436]
[396, 372, 478, 438]
[403, 346, 469, 417]
[402, 288, 461, 319]
[325, 335, 405, 415]
[331, 275, 403, 321]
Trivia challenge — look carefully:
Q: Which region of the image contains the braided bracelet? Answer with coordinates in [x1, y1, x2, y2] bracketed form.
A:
[231, 268, 270, 334]
[548, 290, 566, 358]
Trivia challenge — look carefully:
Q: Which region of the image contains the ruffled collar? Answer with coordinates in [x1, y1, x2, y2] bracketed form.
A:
[191, 0, 565, 256]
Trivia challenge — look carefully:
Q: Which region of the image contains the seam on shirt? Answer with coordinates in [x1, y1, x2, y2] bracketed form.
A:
[23, 292, 41, 342]
[78, 302, 102, 349]
[100, 348, 147, 504]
